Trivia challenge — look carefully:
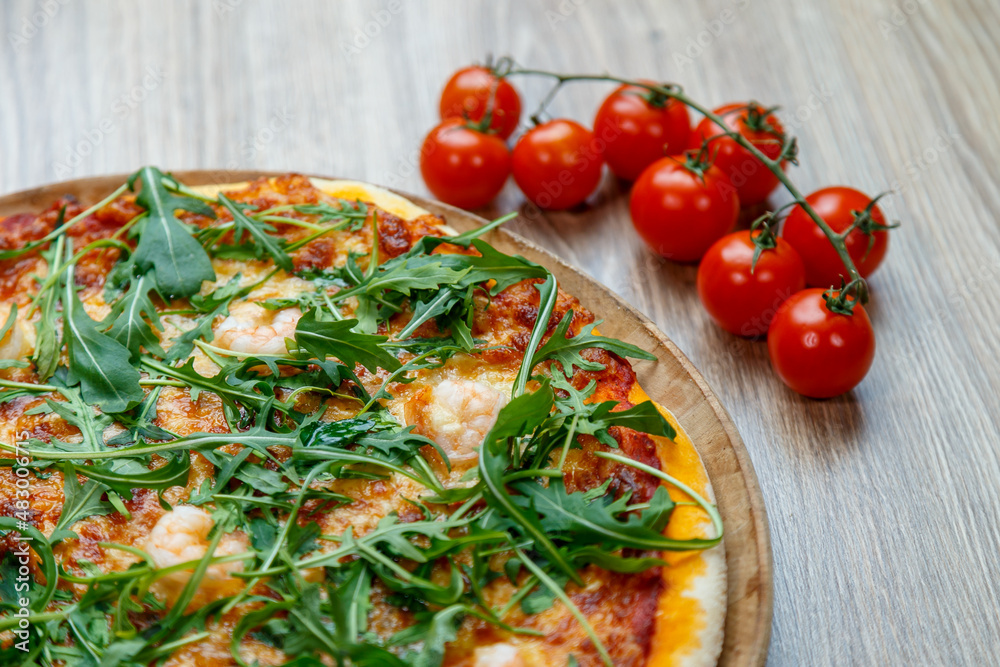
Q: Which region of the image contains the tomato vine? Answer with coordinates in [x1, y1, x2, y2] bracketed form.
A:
[491, 56, 878, 309]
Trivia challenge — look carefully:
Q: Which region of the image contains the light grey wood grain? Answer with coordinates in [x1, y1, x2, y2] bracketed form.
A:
[2, 0, 999, 664]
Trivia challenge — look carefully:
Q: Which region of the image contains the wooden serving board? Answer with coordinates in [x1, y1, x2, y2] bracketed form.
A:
[0, 171, 773, 667]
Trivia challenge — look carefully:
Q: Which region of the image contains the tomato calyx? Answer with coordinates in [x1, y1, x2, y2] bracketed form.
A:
[822, 278, 867, 316]
[739, 102, 799, 166]
[460, 113, 500, 136]
[677, 144, 719, 182]
[748, 211, 781, 273]
[742, 102, 783, 134]
[843, 191, 900, 257]
[633, 82, 682, 109]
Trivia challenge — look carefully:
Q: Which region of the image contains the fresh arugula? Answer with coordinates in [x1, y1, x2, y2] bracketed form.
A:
[62, 268, 143, 413]
[293, 310, 402, 372]
[106, 274, 165, 360]
[49, 465, 114, 543]
[214, 194, 293, 270]
[128, 166, 216, 298]
[30, 238, 66, 380]
[531, 309, 656, 377]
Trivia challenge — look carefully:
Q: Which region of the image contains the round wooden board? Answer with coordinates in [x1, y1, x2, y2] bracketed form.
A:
[0, 170, 773, 667]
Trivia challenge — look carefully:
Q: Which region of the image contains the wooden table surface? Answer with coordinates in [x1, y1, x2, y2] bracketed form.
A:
[2, 1, 999, 664]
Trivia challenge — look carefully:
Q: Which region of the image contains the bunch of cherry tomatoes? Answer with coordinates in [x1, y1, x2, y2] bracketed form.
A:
[420, 64, 896, 399]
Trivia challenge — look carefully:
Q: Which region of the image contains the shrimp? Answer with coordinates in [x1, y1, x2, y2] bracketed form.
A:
[474, 643, 527, 667]
[404, 378, 508, 465]
[0, 304, 34, 361]
[213, 301, 302, 355]
[144, 505, 249, 609]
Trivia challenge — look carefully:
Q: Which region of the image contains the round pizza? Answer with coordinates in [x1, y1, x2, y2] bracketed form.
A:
[0, 170, 726, 666]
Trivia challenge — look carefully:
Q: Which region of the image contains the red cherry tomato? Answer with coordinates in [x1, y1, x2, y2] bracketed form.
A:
[629, 157, 739, 262]
[511, 119, 604, 210]
[767, 288, 876, 398]
[697, 231, 806, 337]
[690, 103, 786, 206]
[782, 186, 890, 288]
[593, 83, 691, 181]
[439, 66, 522, 140]
[420, 119, 511, 210]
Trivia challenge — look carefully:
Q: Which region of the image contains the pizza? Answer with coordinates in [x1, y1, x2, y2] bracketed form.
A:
[0, 169, 726, 666]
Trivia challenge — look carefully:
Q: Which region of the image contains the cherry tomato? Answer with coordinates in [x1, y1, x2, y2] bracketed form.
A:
[782, 186, 890, 288]
[420, 119, 511, 210]
[439, 66, 522, 140]
[767, 288, 876, 398]
[690, 103, 786, 206]
[593, 83, 691, 181]
[629, 157, 739, 262]
[511, 119, 604, 210]
[697, 231, 806, 337]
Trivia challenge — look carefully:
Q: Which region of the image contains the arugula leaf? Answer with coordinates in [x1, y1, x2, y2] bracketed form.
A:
[0, 304, 17, 345]
[106, 275, 165, 360]
[513, 480, 676, 551]
[293, 310, 401, 372]
[334, 258, 470, 304]
[328, 562, 372, 643]
[67, 456, 190, 499]
[26, 376, 115, 452]
[463, 240, 548, 294]
[569, 547, 665, 573]
[31, 238, 66, 380]
[50, 465, 114, 542]
[0, 306, 27, 368]
[575, 400, 677, 443]
[410, 605, 465, 667]
[129, 166, 216, 298]
[217, 194, 293, 271]
[396, 286, 467, 340]
[62, 273, 143, 413]
[0, 518, 57, 611]
[297, 419, 444, 490]
[531, 310, 656, 377]
[299, 417, 375, 448]
[477, 383, 581, 585]
[141, 357, 279, 419]
[513, 275, 557, 398]
[292, 200, 368, 226]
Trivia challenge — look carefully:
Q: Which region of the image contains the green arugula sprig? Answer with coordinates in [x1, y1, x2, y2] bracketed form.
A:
[127, 166, 217, 299]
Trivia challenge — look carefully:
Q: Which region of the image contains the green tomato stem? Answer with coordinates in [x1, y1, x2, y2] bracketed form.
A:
[502, 65, 870, 306]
